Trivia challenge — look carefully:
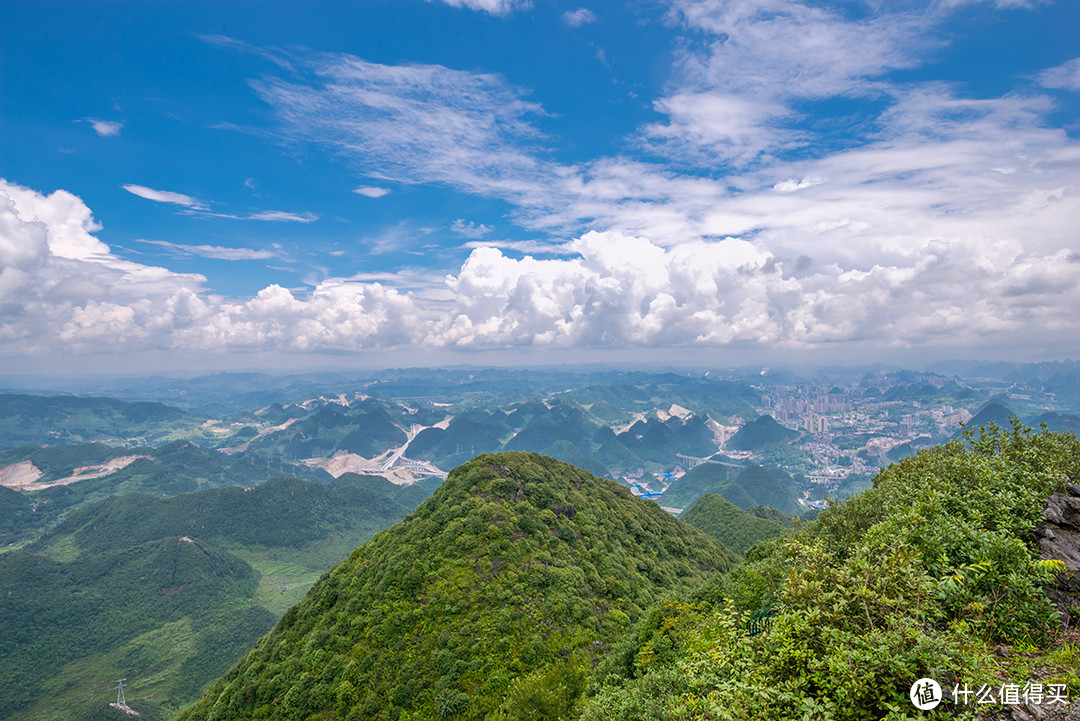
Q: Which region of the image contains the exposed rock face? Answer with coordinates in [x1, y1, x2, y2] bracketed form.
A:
[1035, 482, 1080, 628]
[983, 484, 1080, 721]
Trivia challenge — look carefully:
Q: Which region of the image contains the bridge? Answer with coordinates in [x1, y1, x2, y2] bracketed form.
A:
[676, 453, 746, 469]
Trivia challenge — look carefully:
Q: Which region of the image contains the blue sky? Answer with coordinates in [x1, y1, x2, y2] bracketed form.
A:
[1, 0, 1078, 373]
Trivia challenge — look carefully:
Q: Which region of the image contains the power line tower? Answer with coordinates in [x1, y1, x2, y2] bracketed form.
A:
[115, 678, 128, 708]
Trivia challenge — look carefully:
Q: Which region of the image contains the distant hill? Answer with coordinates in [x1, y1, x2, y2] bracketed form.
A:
[725, 414, 799, 451]
[746, 504, 797, 528]
[2, 475, 427, 721]
[660, 462, 739, 511]
[962, 402, 1017, 434]
[38, 475, 412, 560]
[661, 462, 801, 516]
[1033, 412, 1080, 433]
[730, 465, 802, 516]
[0, 394, 205, 448]
[0, 535, 269, 720]
[245, 400, 407, 459]
[681, 493, 793, 555]
[180, 452, 737, 721]
[0, 441, 331, 546]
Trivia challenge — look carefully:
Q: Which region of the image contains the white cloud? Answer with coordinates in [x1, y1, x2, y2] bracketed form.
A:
[353, 186, 391, 198]
[84, 118, 123, 137]
[431, 0, 529, 15]
[245, 210, 318, 223]
[122, 184, 315, 222]
[249, 50, 555, 203]
[1038, 57, 1080, 92]
[0, 179, 207, 351]
[14, 6, 1080, 361]
[773, 177, 822, 192]
[137, 239, 278, 261]
[563, 7, 598, 27]
[461, 239, 576, 254]
[0, 179, 421, 353]
[935, 0, 1046, 9]
[646, 0, 934, 165]
[122, 184, 208, 210]
[450, 219, 493, 238]
[5, 171, 1080, 358]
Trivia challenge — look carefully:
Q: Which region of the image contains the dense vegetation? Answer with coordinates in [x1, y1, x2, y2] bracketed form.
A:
[582, 422, 1080, 720]
[0, 475, 428, 721]
[181, 452, 737, 721]
[0, 535, 269, 719]
[681, 494, 793, 556]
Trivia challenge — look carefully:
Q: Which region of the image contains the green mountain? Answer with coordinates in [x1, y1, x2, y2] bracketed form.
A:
[1, 474, 429, 721]
[680, 493, 793, 555]
[1034, 411, 1080, 433]
[965, 401, 1017, 431]
[0, 535, 268, 721]
[729, 465, 801, 516]
[660, 462, 800, 516]
[725, 414, 799, 451]
[245, 400, 407, 459]
[0, 394, 206, 449]
[37, 475, 411, 562]
[180, 452, 737, 721]
[659, 462, 740, 511]
[0, 441, 330, 546]
[583, 425, 1080, 720]
[745, 504, 797, 528]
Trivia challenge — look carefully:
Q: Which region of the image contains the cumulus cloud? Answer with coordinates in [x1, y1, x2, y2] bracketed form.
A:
[0, 180, 420, 353]
[84, 118, 123, 137]
[0, 179, 207, 351]
[4, 175, 1080, 357]
[773, 177, 822, 192]
[123, 184, 208, 210]
[353, 186, 391, 198]
[563, 7, 598, 27]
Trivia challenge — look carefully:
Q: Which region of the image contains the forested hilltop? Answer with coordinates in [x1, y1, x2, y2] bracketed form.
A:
[184, 427, 1080, 721]
[180, 452, 737, 721]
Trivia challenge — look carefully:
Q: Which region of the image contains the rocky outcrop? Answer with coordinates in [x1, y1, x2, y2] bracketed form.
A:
[979, 484, 1080, 721]
[1035, 482, 1080, 628]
